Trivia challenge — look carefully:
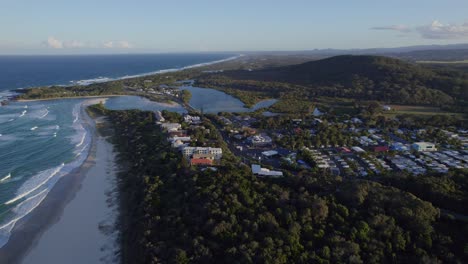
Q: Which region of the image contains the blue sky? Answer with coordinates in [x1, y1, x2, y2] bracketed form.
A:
[1, 0, 468, 54]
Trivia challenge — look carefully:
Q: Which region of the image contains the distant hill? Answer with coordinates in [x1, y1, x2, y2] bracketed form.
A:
[198, 55, 468, 107]
[389, 49, 468, 62]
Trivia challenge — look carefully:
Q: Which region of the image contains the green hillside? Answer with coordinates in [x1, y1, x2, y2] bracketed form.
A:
[197, 55, 468, 108]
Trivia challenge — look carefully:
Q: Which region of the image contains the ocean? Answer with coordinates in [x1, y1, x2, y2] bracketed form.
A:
[0, 53, 235, 247]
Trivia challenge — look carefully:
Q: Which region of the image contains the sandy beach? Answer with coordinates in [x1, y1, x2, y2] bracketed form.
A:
[0, 99, 119, 264]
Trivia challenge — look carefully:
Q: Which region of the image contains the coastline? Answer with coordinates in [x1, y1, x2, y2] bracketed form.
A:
[14, 94, 122, 102]
[0, 99, 119, 264]
[9, 54, 242, 100]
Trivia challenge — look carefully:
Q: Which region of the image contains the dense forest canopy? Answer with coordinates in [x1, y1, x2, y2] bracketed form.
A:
[89, 105, 468, 264]
[197, 55, 468, 108]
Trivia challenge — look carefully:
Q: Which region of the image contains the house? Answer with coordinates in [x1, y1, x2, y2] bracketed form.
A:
[168, 136, 191, 142]
[249, 134, 272, 146]
[161, 123, 181, 132]
[390, 143, 408, 151]
[291, 119, 302, 124]
[312, 108, 323, 117]
[351, 117, 363, 124]
[168, 130, 187, 137]
[351, 146, 366, 153]
[184, 114, 201, 124]
[251, 164, 283, 177]
[172, 140, 187, 148]
[374, 146, 389, 152]
[340, 147, 352, 153]
[412, 142, 437, 152]
[190, 158, 213, 166]
[154, 111, 165, 123]
[262, 150, 279, 158]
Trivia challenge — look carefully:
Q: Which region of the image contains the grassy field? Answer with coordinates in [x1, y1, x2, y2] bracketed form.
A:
[385, 105, 464, 117]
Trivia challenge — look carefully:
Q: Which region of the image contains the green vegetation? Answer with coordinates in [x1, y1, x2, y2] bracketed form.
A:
[418, 60, 468, 64]
[197, 55, 468, 112]
[91, 105, 468, 263]
[375, 170, 468, 215]
[181, 90, 192, 104]
[16, 81, 125, 100]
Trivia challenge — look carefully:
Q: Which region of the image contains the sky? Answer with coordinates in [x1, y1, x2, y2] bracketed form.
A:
[1, 0, 468, 54]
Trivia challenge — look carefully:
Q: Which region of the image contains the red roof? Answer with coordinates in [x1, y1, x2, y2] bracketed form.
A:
[190, 158, 213, 165]
[374, 146, 389, 152]
[341, 147, 351, 153]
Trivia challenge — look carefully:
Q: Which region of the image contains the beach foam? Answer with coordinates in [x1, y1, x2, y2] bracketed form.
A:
[0, 189, 49, 248]
[39, 109, 49, 119]
[68, 54, 242, 87]
[4, 163, 64, 205]
[0, 173, 11, 183]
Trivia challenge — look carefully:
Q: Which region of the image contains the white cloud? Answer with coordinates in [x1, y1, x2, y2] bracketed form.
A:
[43, 37, 133, 49]
[371, 25, 411, 33]
[417, 20, 468, 39]
[103, 40, 132, 49]
[45, 37, 63, 49]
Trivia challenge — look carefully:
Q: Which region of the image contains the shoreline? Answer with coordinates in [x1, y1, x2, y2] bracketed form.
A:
[14, 94, 122, 102]
[9, 54, 242, 99]
[0, 99, 118, 263]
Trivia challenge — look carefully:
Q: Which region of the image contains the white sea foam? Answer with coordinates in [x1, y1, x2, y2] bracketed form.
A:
[69, 55, 242, 87]
[4, 163, 64, 205]
[0, 189, 49, 248]
[0, 173, 11, 182]
[72, 106, 79, 123]
[39, 109, 49, 118]
[75, 132, 87, 147]
[19, 110, 27, 117]
[30, 126, 38, 131]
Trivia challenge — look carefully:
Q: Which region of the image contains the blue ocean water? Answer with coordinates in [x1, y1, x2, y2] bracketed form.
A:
[0, 53, 235, 247]
[0, 53, 235, 92]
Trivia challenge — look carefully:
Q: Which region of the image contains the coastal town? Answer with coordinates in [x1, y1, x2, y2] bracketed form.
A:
[155, 101, 468, 179]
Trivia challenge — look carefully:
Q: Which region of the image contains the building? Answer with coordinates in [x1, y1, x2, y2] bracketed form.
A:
[374, 146, 389, 152]
[168, 136, 191, 142]
[251, 164, 283, 177]
[261, 150, 279, 158]
[312, 108, 323, 117]
[161, 123, 181, 132]
[351, 117, 363, 124]
[412, 142, 437, 152]
[351, 146, 366, 153]
[168, 130, 187, 137]
[184, 114, 201, 124]
[171, 140, 188, 149]
[191, 158, 213, 166]
[154, 111, 165, 123]
[249, 134, 272, 146]
[182, 147, 223, 160]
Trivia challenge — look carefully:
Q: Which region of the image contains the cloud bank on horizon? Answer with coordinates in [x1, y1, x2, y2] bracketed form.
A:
[372, 20, 468, 39]
[43, 37, 133, 49]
